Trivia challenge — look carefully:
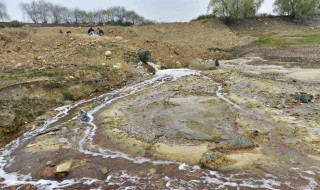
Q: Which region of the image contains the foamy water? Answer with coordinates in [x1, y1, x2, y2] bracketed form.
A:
[0, 69, 318, 189]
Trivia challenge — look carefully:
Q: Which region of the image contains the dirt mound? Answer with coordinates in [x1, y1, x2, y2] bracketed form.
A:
[229, 16, 311, 35]
[101, 19, 253, 67]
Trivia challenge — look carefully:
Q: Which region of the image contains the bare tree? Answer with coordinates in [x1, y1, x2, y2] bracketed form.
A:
[37, 0, 52, 23]
[110, 6, 127, 22]
[71, 8, 82, 24]
[60, 7, 72, 24]
[125, 10, 145, 24]
[50, 4, 66, 23]
[0, 0, 9, 21]
[20, 1, 148, 25]
[20, 1, 40, 23]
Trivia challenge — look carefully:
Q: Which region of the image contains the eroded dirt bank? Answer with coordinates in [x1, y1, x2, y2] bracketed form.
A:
[0, 19, 242, 142]
[1, 17, 320, 189]
[0, 57, 319, 189]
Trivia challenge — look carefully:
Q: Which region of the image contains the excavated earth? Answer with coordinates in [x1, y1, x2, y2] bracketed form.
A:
[0, 17, 320, 189]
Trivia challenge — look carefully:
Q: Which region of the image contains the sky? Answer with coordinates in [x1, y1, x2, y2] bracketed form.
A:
[2, 0, 275, 22]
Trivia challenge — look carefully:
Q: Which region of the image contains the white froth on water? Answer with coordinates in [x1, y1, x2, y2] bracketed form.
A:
[0, 68, 319, 189]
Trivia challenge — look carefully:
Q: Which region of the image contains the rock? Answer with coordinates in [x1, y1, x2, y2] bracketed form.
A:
[0, 110, 17, 133]
[216, 133, 254, 150]
[37, 55, 47, 60]
[188, 59, 217, 70]
[200, 152, 235, 169]
[275, 104, 285, 109]
[143, 63, 156, 74]
[46, 161, 55, 167]
[79, 110, 90, 122]
[105, 51, 112, 58]
[113, 63, 123, 69]
[123, 87, 134, 94]
[137, 49, 152, 63]
[215, 59, 220, 67]
[149, 168, 157, 174]
[300, 94, 313, 103]
[160, 65, 169, 70]
[294, 93, 314, 103]
[55, 160, 73, 178]
[100, 167, 110, 175]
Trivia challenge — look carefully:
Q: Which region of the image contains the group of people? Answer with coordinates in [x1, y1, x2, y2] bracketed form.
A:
[88, 27, 104, 36]
[58, 27, 104, 36]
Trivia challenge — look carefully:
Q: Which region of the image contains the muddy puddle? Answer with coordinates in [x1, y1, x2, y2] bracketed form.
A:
[0, 60, 319, 189]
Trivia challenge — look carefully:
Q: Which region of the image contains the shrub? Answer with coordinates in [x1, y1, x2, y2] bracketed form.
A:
[192, 14, 217, 21]
[20, 97, 29, 102]
[62, 91, 74, 101]
[274, 0, 320, 19]
[87, 65, 103, 72]
[10, 20, 23, 28]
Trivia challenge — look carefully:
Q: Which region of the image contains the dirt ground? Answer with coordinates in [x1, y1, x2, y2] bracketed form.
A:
[0, 17, 320, 189]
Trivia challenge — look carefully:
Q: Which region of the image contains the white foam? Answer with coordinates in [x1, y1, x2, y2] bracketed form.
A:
[0, 68, 318, 189]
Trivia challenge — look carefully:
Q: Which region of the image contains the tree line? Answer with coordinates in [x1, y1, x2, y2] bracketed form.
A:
[0, 0, 9, 21]
[4, 0, 151, 26]
[208, 0, 320, 21]
[2, 0, 320, 24]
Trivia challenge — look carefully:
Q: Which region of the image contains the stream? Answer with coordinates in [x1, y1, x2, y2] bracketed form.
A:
[0, 69, 319, 189]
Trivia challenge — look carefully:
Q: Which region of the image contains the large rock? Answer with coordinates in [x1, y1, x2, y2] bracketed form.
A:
[294, 93, 314, 103]
[200, 152, 234, 169]
[137, 49, 151, 63]
[0, 109, 17, 133]
[216, 133, 254, 150]
[55, 160, 73, 178]
[188, 59, 218, 70]
[105, 51, 112, 58]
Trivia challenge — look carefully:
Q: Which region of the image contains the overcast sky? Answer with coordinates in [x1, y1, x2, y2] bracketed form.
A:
[2, 0, 275, 22]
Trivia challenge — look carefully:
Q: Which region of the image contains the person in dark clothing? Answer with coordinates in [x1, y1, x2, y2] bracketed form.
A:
[97, 28, 104, 36]
[88, 27, 95, 36]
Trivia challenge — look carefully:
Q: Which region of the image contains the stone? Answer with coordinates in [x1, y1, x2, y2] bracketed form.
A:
[200, 152, 235, 169]
[79, 110, 90, 122]
[0, 110, 16, 133]
[137, 49, 152, 63]
[100, 167, 110, 175]
[188, 59, 217, 70]
[55, 160, 73, 178]
[37, 55, 47, 60]
[300, 94, 313, 103]
[113, 63, 123, 69]
[149, 168, 157, 174]
[105, 51, 112, 58]
[294, 93, 314, 103]
[216, 133, 254, 150]
[46, 161, 54, 167]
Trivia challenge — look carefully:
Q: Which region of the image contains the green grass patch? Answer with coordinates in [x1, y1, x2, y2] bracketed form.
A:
[62, 91, 74, 101]
[20, 97, 29, 102]
[252, 32, 320, 47]
[87, 65, 103, 72]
